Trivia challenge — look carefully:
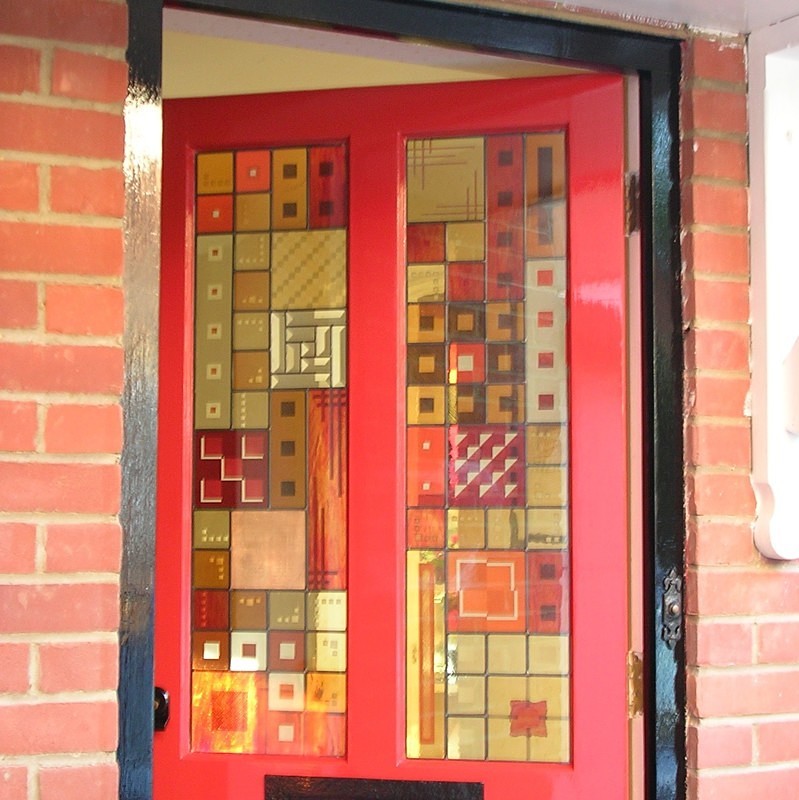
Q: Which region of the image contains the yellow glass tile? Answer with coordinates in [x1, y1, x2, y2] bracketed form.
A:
[527, 202, 567, 259]
[406, 551, 446, 759]
[486, 302, 524, 341]
[486, 508, 525, 549]
[486, 385, 525, 425]
[408, 304, 445, 343]
[235, 233, 270, 270]
[407, 387, 445, 425]
[526, 508, 569, 550]
[447, 508, 485, 549]
[235, 193, 271, 231]
[197, 152, 234, 195]
[526, 425, 567, 465]
[232, 391, 269, 429]
[528, 717, 570, 763]
[487, 717, 528, 761]
[447, 634, 486, 674]
[446, 221, 485, 262]
[306, 672, 347, 713]
[233, 351, 269, 390]
[447, 675, 485, 715]
[417, 355, 437, 374]
[407, 137, 485, 223]
[528, 635, 570, 675]
[527, 466, 567, 507]
[488, 634, 527, 675]
[407, 264, 445, 303]
[193, 510, 230, 549]
[528, 675, 570, 718]
[273, 148, 308, 230]
[447, 717, 486, 760]
[487, 675, 527, 717]
[233, 271, 270, 311]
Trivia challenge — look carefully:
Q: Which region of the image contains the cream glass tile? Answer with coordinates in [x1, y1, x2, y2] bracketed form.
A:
[486, 508, 525, 549]
[526, 508, 568, 550]
[230, 631, 267, 671]
[447, 717, 486, 760]
[307, 632, 347, 672]
[408, 264, 445, 303]
[268, 672, 305, 712]
[446, 221, 485, 262]
[193, 510, 230, 549]
[526, 466, 568, 508]
[528, 635, 570, 675]
[488, 634, 527, 675]
[528, 675, 570, 718]
[447, 675, 486, 715]
[525, 258, 566, 293]
[306, 591, 347, 631]
[528, 717, 570, 763]
[487, 675, 527, 717]
[487, 718, 528, 761]
[407, 138, 485, 223]
[447, 634, 486, 674]
[447, 508, 486, 549]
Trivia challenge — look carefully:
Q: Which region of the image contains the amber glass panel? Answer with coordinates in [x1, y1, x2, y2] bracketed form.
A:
[406, 134, 570, 763]
[192, 146, 348, 756]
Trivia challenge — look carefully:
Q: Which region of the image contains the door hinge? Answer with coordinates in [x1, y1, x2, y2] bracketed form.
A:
[627, 651, 644, 719]
[625, 172, 640, 235]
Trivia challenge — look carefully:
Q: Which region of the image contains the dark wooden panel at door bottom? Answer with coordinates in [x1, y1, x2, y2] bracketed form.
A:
[265, 776, 484, 799]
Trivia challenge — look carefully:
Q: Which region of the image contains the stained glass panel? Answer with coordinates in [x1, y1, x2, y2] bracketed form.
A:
[406, 133, 570, 763]
[191, 145, 348, 756]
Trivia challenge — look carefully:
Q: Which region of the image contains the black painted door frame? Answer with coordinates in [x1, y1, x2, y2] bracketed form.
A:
[121, 2, 684, 798]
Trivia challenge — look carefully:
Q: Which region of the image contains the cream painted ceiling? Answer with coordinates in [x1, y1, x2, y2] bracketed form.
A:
[163, 1, 799, 100]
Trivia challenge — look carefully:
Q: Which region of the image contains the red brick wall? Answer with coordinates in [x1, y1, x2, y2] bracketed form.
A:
[0, 1, 127, 797]
[683, 36, 799, 797]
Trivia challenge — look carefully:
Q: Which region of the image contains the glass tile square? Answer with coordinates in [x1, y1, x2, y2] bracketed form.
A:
[487, 634, 527, 674]
[306, 632, 347, 672]
[528, 635, 569, 676]
[447, 717, 486, 760]
[447, 675, 486, 715]
[231, 590, 267, 630]
[447, 634, 486, 674]
[268, 591, 306, 630]
[193, 510, 230, 549]
[306, 591, 347, 631]
[230, 631, 267, 671]
[268, 631, 305, 672]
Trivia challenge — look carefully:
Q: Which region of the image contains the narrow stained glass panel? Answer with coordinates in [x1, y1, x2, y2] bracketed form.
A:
[406, 133, 570, 763]
[191, 145, 348, 756]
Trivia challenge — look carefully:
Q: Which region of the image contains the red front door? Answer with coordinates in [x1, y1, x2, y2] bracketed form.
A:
[157, 74, 629, 799]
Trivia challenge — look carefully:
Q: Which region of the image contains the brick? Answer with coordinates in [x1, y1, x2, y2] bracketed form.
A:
[0, 102, 123, 160]
[685, 328, 749, 372]
[45, 522, 121, 573]
[50, 166, 124, 218]
[682, 87, 748, 135]
[0, 643, 30, 693]
[38, 641, 118, 693]
[686, 37, 746, 85]
[686, 375, 750, 418]
[0, 0, 128, 47]
[0, 44, 40, 94]
[0, 400, 38, 453]
[687, 472, 756, 517]
[0, 461, 120, 514]
[686, 278, 749, 325]
[0, 701, 117, 755]
[687, 766, 799, 800]
[0, 522, 36, 573]
[689, 667, 799, 717]
[685, 618, 753, 665]
[685, 182, 749, 230]
[45, 284, 123, 336]
[684, 230, 749, 276]
[686, 519, 756, 567]
[0, 221, 122, 276]
[45, 403, 122, 454]
[757, 719, 799, 764]
[687, 568, 799, 616]
[686, 722, 752, 768]
[686, 423, 750, 468]
[39, 763, 118, 800]
[0, 343, 122, 394]
[51, 49, 127, 104]
[0, 162, 39, 211]
[758, 621, 799, 664]
[0, 280, 38, 329]
[0, 582, 118, 634]
[0, 766, 28, 800]
[683, 136, 748, 183]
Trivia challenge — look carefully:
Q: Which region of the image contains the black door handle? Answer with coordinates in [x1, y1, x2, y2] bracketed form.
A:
[154, 686, 170, 732]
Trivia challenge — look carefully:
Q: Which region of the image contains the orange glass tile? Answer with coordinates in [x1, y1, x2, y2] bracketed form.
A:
[236, 150, 271, 192]
[196, 194, 233, 233]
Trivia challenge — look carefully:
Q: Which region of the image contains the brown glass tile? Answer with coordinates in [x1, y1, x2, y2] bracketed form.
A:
[231, 590, 267, 630]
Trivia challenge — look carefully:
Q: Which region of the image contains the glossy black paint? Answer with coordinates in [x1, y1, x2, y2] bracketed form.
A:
[120, 2, 685, 798]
